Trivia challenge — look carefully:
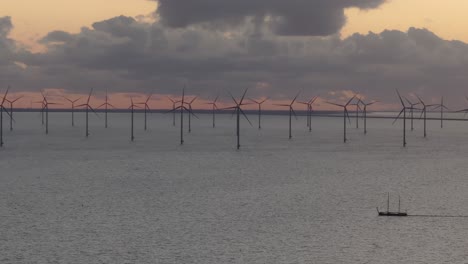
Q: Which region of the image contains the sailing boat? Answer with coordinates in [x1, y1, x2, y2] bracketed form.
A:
[377, 193, 408, 217]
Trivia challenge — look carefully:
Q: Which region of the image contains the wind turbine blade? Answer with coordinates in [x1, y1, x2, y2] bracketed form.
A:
[345, 95, 356, 106]
[2, 106, 13, 120]
[108, 103, 117, 109]
[260, 97, 269, 104]
[190, 96, 197, 104]
[220, 106, 237, 110]
[395, 89, 405, 107]
[239, 88, 249, 105]
[72, 98, 81, 103]
[291, 107, 298, 120]
[87, 88, 93, 104]
[239, 108, 253, 126]
[88, 105, 100, 117]
[404, 97, 413, 106]
[187, 108, 199, 119]
[97, 103, 106, 109]
[310, 96, 318, 104]
[214, 95, 219, 103]
[273, 104, 290, 107]
[146, 92, 153, 103]
[10, 96, 24, 103]
[419, 108, 424, 119]
[326, 102, 345, 108]
[291, 90, 301, 105]
[345, 109, 351, 124]
[227, 90, 238, 105]
[63, 96, 73, 103]
[392, 108, 405, 125]
[165, 106, 182, 113]
[1, 86, 10, 105]
[249, 98, 260, 104]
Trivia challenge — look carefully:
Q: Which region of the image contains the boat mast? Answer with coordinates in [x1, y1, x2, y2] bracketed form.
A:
[387, 193, 390, 212]
[398, 195, 401, 213]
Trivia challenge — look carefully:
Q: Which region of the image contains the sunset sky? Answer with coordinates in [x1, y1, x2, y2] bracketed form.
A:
[1, 0, 468, 109]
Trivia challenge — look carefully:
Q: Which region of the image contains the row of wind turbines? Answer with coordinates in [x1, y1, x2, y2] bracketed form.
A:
[0, 86, 460, 149]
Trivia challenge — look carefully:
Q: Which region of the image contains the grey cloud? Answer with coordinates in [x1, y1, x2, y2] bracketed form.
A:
[155, 0, 386, 36]
[4, 15, 468, 108]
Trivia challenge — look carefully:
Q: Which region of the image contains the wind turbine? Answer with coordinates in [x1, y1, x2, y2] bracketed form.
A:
[416, 96, 436, 138]
[167, 97, 179, 126]
[358, 99, 378, 134]
[97, 89, 115, 128]
[326, 95, 356, 143]
[432, 96, 448, 128]
[63, 96, 81, 127]
[249, 97, 268, 130]
[299, 96, 318, 132]
[350, 97, 362, 129]
[206, 95, 220, 128]
[5, 95, 23, 131]
[38, 92, 59, 135]
[274, 90, 301, 139]
[136, 92, 153, 131]
[405, 98, 420, 131]
[393, 89, 412, 147]
[34, 98, 45, 125]
[223, 88, 252, 149]
[184, 97, 198, 133]
[129, 97, 140, 141]
[77, 89, 98, 137]
[0, 87, 12, 147]
[169, 88, 196, 145]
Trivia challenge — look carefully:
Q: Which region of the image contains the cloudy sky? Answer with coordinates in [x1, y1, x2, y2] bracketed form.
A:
[2, 0, 468, 110]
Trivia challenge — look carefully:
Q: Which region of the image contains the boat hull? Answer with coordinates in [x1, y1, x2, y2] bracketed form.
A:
[378, 212, 408, 217]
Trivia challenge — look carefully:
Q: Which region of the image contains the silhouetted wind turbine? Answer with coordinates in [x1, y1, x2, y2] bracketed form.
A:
[184, 97, 198, 133]
[0, 87, 12, 147]
[167, 97, 180, 127]
[77, 89, 98, 137]
[358, 99, 378, 134]
[249, 97, 268, 130]
[136, 92, 153, 131]
[417, 96, 436, 138]
[205, 95, 220, 128]
[129, 97, 140, 141]
[349, 95, 361, 129]
[405, 98, 420, 131]
[274, 90, 301, 139]
[63, 96, 81, 127]
[432, 96, 448, 128]
[97, 89, 115, 128]
[393, 89, 413, 147]
[169, 89, 196, 145]
[326, 95, 355, 143]
[38, 92, 59, 135]
[299, 96, 318, 132]
[5, 95, 23, 131]
[223, 88, 252, 149]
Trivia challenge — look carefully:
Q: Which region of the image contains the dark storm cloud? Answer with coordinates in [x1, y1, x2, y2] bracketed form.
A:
[155, 0, 387, 36]
[3, 15, 468, 107]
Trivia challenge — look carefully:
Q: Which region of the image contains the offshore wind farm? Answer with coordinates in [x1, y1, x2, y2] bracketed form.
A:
[3, 91, 468, 262]
[5, 0, 468, 262]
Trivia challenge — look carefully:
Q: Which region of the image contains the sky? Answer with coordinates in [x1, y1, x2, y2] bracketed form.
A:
[1, 0, 468, 110]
